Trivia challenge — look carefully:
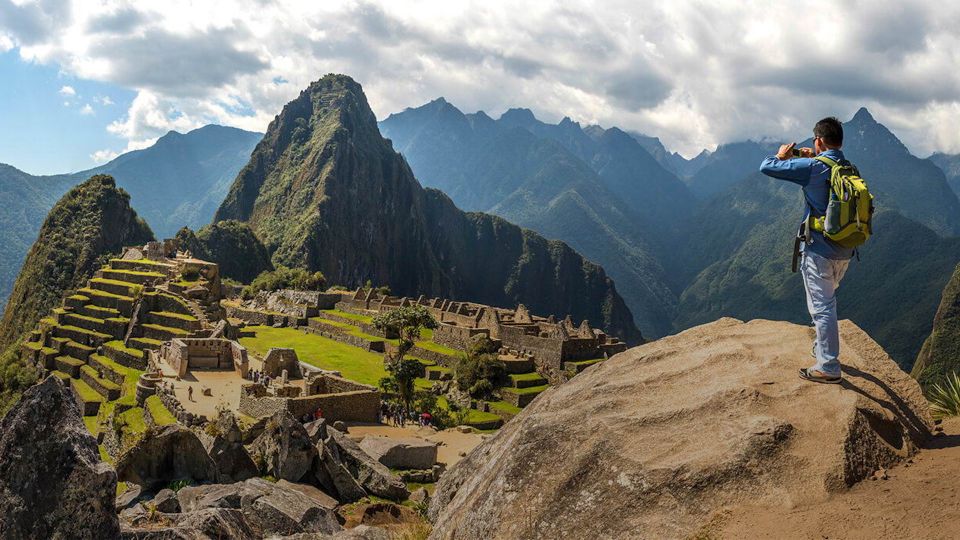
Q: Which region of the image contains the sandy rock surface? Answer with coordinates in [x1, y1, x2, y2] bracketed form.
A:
[429, 318, 933, 540]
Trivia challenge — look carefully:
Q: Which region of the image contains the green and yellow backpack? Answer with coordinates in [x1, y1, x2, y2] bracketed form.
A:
[809, 156, 875, 248]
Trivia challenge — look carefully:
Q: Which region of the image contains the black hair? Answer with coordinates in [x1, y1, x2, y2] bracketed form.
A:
[814, 117, 843, 147]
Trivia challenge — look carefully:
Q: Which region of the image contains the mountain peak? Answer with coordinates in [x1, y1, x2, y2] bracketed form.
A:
[500, 107, 537, 126]
[851, 107, 875, 124]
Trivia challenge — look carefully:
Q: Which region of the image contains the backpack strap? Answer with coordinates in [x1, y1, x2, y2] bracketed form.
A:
[814, 155, 839, 168]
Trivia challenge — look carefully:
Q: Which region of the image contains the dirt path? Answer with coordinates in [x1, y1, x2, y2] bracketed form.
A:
[718, 418, 960, 539]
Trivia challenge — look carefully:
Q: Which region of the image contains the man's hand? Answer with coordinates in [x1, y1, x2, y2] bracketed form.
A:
[798, 147, 815, 158]
[776, 142, 796, 160]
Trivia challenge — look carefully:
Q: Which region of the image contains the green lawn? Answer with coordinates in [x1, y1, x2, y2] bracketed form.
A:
[146, 395, 177, 425]
[240, 326, 387, 386]
[321, 309, 373, 324]
[310, 317, 383, 342]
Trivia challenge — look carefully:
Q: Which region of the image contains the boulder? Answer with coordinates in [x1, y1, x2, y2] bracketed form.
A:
[175, 478, 341, 536]
[121, 507, 256, 539]
[409, 487, 430, 505]
[305, 418, 328, 444]
[359, 435, 438, 470]
[204, 412, 258, 482]
[116, 424, 217, 489]
[0, 376, 120, 539]
[327, 428, 409, 502]
[116, 483, 147, 512]
[313, 440, 367, 502]
[272, 524, 391, 539]
[277, 479, 339, 509]
[247, 410, 317, 481]
[429, 319, 934, 539]
[150, 488, 181, 513]
[241, 477, 342, 536]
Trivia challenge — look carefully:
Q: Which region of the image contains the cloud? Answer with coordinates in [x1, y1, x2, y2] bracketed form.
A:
[3, 0, 960, 157]
[79, 103, 93, 115]
[59, 85, 76, 96]
[90, 148, 118, 164]
[95, 95, 114, 106]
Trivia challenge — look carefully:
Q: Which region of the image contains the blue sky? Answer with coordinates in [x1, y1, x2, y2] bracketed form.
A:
[2, 1, 960, 175]
[0, 50, 135, 174]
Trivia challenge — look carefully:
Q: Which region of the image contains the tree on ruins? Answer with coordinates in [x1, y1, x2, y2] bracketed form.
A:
[373, 305, 438, 413]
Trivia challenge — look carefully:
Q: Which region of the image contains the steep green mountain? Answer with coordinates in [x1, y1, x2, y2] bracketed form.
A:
[215, 74, 642, 343]
[675, 172, 960, 368]
[175, 220, 272, 283]
[380, 98, 689, 337]
[912, 263, 960, 387]
[928, 152, 960, 199]
[0, 126, 260, 309]
[0, 174, 154, 349]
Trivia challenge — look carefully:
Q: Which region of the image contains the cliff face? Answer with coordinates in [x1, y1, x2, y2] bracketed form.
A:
[0, 174, 154, 348]
[215, 75, 641, 343]
[913, 263, 960, 387]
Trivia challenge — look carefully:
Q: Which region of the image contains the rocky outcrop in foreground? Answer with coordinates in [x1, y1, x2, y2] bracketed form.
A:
[0, 376, 119, 539]
[429, 318, 933, 539]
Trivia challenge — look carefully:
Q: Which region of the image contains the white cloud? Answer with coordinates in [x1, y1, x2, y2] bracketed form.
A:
[79, 103, 93, 115]
[58, 85, 76, 96]
[4, 0, 960, 156]
[90, 148, 119, 164]
[95, 95, 114, 106]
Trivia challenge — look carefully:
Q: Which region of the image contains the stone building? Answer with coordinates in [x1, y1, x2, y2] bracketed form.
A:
[158, 338, 249, 378]
[238, 373, 380, 423]
[336, 290, 627, 374]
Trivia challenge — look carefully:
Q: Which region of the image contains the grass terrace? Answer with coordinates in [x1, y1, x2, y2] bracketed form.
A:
[320, 309, 373, 324]
[146, 395, 177, 426]
[240, 325, 387, 386]
[311, 317, 384, 342]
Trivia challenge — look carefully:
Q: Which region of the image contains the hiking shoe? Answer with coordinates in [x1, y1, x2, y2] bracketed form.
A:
[799, 368, 841, 385]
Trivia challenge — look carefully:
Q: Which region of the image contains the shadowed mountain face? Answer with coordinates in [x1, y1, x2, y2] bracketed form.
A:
[0, 126, 261, 310]
[0, 175, 154, 349]
[215, 75, 642, 344]
[929, 152, 960, 200]
[380, 99, 693, 338]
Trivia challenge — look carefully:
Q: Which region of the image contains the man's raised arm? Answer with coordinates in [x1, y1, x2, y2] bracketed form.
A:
[759, 143, 814, 186]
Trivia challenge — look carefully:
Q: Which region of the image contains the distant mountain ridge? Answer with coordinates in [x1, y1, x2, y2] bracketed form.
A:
[0, 125, 261, 309]
[381, 98, 691, 337]
[215, 75, 642, 343]
[382, 100, 960, 368]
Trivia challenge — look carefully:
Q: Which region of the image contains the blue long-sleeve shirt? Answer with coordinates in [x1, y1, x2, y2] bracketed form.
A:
[759, 148, 854, 260]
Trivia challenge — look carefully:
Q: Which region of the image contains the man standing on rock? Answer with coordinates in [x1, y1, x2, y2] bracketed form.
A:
[759, 117, 853, 384]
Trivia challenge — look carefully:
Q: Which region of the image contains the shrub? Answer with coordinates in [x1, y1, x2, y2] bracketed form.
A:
[242, 265, 326, 298]
[453, 343, 506, 400]
[168, 478, 192, 493]
[929, 372, 960, 419]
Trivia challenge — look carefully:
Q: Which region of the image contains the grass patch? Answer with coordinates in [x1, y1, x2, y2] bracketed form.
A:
[83, 415, 100, 435]
[77, 287, 133, 302]
[90, 277, 143, 295]
[311, 317, 384, 342]
[71, 378, 104, 403]
[509, 372, 546, 382]
[141, 323, 191, 336]
[105, 340, 145, 359]
[146, 395, 177, 426]
[81, 365, 121, 391]
[488, 400, 522, 416]
[110, 257, 168, 269]
[58, 324, 112, 340]
[91, 353, 144, 407]
[501, 384, 549, 396]
[240, 326, 387, 386]
[413, 338, 460, 357]
[321, 309, 373, 324]
[105, 268, 165, 278]
[149, 311, 198, 322]
[120, 407, 147, 434]
[65, 312, 106, 324]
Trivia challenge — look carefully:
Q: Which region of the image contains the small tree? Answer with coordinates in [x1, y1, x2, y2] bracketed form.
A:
[453, 335, 506, 399]
[373, 305, 438, 413]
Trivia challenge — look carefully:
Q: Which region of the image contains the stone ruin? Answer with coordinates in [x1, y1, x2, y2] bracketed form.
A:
[224, 288, 343, 328]
[239, 370, 380, 424]
[336, 290, 627, 374]
[158, 337, 249, 378]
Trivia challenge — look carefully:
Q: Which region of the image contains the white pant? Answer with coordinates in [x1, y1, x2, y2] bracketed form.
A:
[800, 251, 850, 376]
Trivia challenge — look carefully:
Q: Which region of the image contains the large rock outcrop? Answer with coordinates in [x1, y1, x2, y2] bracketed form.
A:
[213, 74, 641, 344]
[0, 376, 120, 539]
[247, 410, 317, 482]
[428, 318, 933, 539]
[116, 424, 217, 489]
